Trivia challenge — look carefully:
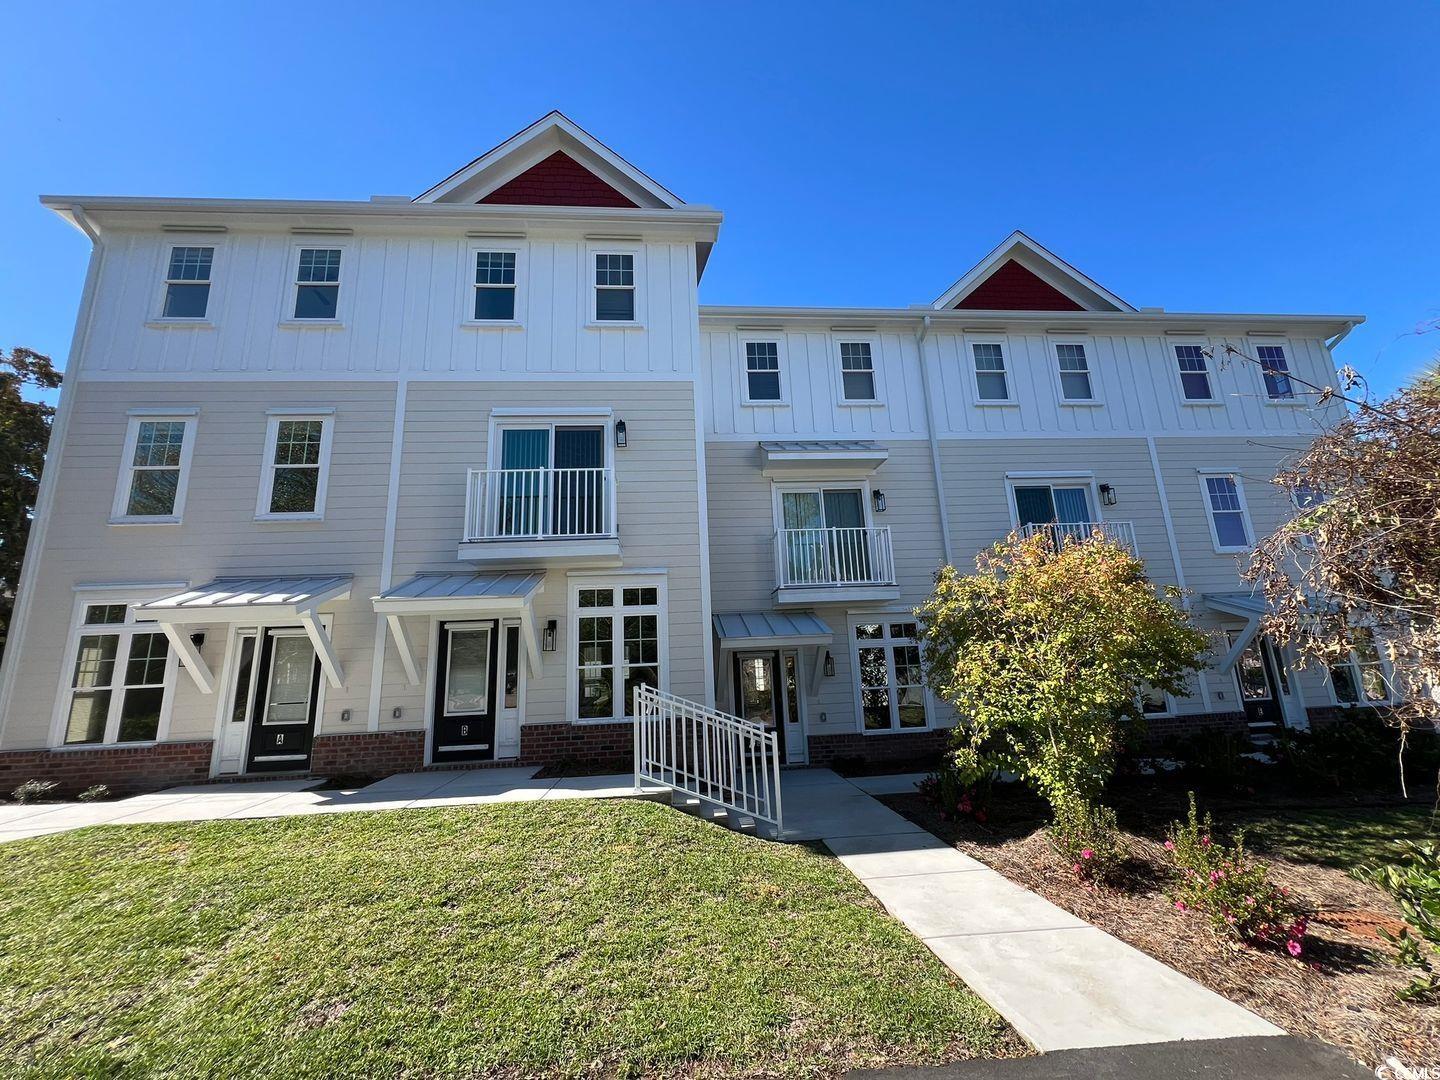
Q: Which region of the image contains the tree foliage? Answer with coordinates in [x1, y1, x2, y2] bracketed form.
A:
[916, 532, 1209, 815]
[0, 347, 61, 653]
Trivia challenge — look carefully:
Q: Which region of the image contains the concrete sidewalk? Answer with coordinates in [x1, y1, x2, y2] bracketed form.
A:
[783, 769, 1282, 1053]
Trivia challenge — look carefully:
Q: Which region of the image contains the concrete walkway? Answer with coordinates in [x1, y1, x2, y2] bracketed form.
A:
[0, 768, 667, 844]
[782, 769, 1282, 1053]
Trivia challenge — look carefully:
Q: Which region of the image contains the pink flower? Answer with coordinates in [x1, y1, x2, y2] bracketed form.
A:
[1174, 900, 1188, 911]
[1072, 863, 1083, 874]
[1287, 939, 1303, 957]
[1201, 836, 1212, 847]
[1081, 849, 1094, 860]
[1163, 840, 1175, 851]
[1210, 870, 1221, 883]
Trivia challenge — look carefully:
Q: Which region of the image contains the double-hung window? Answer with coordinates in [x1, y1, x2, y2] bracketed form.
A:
[839, 342, 876, 401]
[573, 582, 666, 721]
[744, 342, 783, 402]
[58, 601, 174, 746]
[472, 250, 517, 321]
[972, 342, 1010, 401]
[1175, 344, 1214, 401]
[1200, 472, 1251, 551]
[1055, 342, 1094, 401]
[1329, 629, 1394, 705]
[113, 413, 196, 523]
[257, 412, 333, 519]
[293, 248, 342, 320]
[161, 246, 214, 319]
[1257, 344, 1295, 400]
[854, 621, 927, 732]
[594, 253, 635, 321]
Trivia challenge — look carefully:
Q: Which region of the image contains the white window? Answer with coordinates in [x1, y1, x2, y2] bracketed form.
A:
[743, 341, 783, 403]
[1329, 629, 1394, 706]
[471, 250, 518, 321]
[1054, 342, 1094, 401]
[570, 579, 667, 722]
[972, 342, 1011, 401]
[256, 412, 334, 520]
[854, 620, 928, 732]
[112, 413, 197, 524]
[161, 246, 214, 319]
[1137, 683, 1174, 718]
[1256, 344, 1295, 400]
[839, 342, 876, 401]
[54, 600, 175, 747]
[593, 253, 636, 322]
[1199, 472, 1252, 552]
[1174, 344, 1214, 401]
[293, 248, 342, 320]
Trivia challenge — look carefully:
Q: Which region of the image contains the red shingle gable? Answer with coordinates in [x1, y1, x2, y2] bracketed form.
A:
[477, 150, 639, 208]
[953, 259, 1085, 311]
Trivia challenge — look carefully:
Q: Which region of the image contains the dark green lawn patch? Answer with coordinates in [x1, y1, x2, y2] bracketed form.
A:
[1235, 804, 1437, 871]
[0, 800, 1017, 1078]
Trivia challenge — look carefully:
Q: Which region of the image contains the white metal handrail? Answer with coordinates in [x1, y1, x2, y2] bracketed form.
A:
[633, 685, 783, 836]
[1021, 520, 1137, 553]
[774, 526, 896, 588]
[464, 467, 616, 542]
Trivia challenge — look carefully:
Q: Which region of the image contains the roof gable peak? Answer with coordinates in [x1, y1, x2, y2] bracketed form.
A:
[932, 231, 1135, 313]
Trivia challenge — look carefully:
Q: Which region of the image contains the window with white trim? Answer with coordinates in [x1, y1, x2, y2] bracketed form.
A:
[572, 582, 666, 721]
[1200, 473, 1251, 552]
[972, 342, 1010, 401]
[113, 415, 196, 523]
[839, 342, 876, 401]
[1137, 682, 1173, 718]
[257, 413, 333, 519]
[594, 253, 635, 321]
[59, 601, 174, 746]
[1330, 629, 1394, 705]
[1174, 344, 1214, 401]
[293, 248, 342, 320]
[161, 246, 214, 319]
[1055, 342, 1093, 401]
[472, 250, 517, 321]
[1256, 344, 1295, 400]
[854, 621, 927, 732]
[744, 342, 783, 402]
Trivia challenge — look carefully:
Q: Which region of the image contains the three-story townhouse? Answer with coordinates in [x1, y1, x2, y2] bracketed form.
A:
[0, 114, 1371, 794]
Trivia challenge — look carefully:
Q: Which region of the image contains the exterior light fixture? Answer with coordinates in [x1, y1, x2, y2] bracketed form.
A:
[823, 651, 836, 677]
[542, 619, 558, 652]
[871, 489, 887, 513]
[189, 631, 206, 650]
[1099, 483, 1117, 507]
[614, 420, 627, 448]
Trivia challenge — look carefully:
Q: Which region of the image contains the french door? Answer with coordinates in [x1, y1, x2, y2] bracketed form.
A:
[1013, 484, 1093, 527]
[780, 488, 871, 584]
[244, 629, 322, 773]
[497, 425, 606, 537]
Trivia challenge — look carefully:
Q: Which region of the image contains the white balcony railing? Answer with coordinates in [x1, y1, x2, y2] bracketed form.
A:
[1021, 520, 1137, 553]
[774, 526, 897, 588]
[464, 467, 616, 542]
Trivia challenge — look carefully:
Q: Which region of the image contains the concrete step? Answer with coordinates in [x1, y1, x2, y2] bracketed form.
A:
[669, 791, 758, 834]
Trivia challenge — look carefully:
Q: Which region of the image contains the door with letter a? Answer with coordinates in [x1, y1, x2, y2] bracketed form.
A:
[245, 629, 322, 773]
[433, 620, 499, 762]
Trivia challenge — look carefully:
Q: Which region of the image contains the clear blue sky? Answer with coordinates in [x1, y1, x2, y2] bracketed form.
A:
[5, 1, 1437, 401]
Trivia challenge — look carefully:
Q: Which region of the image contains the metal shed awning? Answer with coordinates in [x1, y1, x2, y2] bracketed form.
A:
[372, 571, 546, 685]
[1202, 591, 1271, 673]
[136, 575, 354, 694]
[760, 440, 888, 478]
[713, 611, 834, 649]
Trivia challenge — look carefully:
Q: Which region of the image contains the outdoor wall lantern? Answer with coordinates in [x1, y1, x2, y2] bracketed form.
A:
[823, 651, 836, 677]
[871, 489, 887, 513]
[542, 619, 558, 652]
[189, 631, 206, 650]
[1099, 483, 1117, 507]
[614, 420, 627, 448]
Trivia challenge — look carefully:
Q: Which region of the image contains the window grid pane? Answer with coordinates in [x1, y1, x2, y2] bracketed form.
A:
[839, 342, 872, 371]
[133, 422, 186, 467]
[166, 247, 213, 281]
[297, 249, 342, 283]
[474, 251, 516, 285]
[273, 420, 323, 466]
[594, 253, 634, 286]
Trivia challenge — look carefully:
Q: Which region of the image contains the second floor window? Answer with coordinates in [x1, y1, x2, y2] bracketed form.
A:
[115, 416, 194, 522]
[1202, 473, 1250, 551]
[839, 342, 875, 400]
[972, 342, 1010, 400]
[1257, 344, 1295, 399]
[473, 251, 517, 320]
[1175, 345, 1213, 401]
[594, 253, 635, 321]
[1055, 343, 1093, 400]
[162, 246, 213, 319]
[745, 342, 782, 401]
[259, 415, 332, 518]
[294, 248, 342, 320]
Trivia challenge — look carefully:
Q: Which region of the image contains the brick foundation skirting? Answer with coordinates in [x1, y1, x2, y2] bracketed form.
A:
[1143, 711, 1249, 745]
[0, 740, 213, 798]
[311, 731, 426, 777]
[520, 722, 634, 770]
[806, 728, 950, 766]
[1305, 705, 1391, 729]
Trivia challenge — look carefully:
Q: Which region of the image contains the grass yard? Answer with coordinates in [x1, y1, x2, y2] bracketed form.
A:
[1236, 803, 1437, 871]
[0, 799, 1017, 1079]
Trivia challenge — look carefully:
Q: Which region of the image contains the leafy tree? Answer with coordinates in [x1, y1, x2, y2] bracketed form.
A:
[916, 531, 1208, 816]
[0, 347, 62, 656]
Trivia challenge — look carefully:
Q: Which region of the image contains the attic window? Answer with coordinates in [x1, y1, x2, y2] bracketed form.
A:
[594, 253, 635, 322]
[294, 248, 342, 320]
[473, 251, 518, 321]
[839, 343, 876, 401]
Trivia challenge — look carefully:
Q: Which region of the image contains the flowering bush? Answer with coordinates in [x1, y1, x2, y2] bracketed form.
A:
[1048, 798, 1123, 885]
[1165, 792, 1307, 956]
[917, 757, 993, 823]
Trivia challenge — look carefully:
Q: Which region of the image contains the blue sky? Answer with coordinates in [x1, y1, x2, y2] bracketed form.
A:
[4, 1, 1437, 402]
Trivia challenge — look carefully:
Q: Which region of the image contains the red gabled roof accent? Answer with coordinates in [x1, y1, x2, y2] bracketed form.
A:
[477, 150, 639, 208]
[952, 258, 1086, 311]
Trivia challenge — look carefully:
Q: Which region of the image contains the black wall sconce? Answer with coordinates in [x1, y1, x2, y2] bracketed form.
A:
[189, 631, 206, 650]
[614, 420, 627, 448]
[542, 619, 557, 652]
[1099, 483, 1117, 507]
[871, 489, 887, 513]
[823, 651, 836, 677]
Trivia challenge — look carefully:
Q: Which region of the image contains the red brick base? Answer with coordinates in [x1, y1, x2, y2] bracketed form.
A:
[520, 722, 633, 770]
[806, 728, 950, 767]
[311, 731, 425, 777]
[1143, 711, 1249, 745]
[0, 740, 213, 798]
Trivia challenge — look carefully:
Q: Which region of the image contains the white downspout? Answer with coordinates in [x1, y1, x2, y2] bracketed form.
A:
[915, 315, 955, 567]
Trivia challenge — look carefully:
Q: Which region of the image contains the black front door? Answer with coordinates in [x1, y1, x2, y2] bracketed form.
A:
[433, 621, 499, 762]
[246, 630, 322, 773]
[733, 651, 787, 759]
[1233, 634, 1286, 735]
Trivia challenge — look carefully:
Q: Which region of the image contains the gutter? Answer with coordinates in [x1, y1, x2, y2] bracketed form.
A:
[915, 315, 955, 567]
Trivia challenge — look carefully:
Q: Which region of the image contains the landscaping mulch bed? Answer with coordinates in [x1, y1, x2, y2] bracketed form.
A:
[881, 787, 1440, 1072]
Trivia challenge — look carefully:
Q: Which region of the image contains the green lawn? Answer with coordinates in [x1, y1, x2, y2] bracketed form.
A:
[1235, 803, 1438, 871]
[0, 800, 1015, 1078]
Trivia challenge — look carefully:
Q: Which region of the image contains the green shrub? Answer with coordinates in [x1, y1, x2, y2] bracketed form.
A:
[1272, 715, 1401, 793]
[11, 779, 58, 804]
[78, 784, 111, 802]
[1167, 729, 1262, 795]
[1048, 799, 1123, 885]
[1361, 841, 1440, 1001]
[1165, 793, 1307, 956]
